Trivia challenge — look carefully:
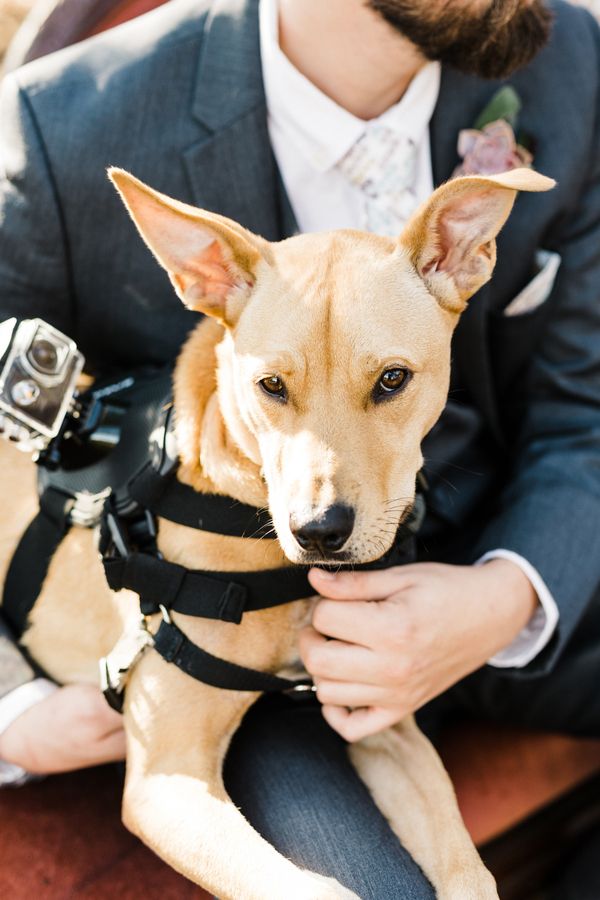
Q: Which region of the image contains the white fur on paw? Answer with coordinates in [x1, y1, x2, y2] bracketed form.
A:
[302, 873, 361, 900]
[438, 871, 499, 900]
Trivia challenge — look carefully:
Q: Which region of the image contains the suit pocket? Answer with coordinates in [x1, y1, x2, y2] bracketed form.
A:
[490, 270, 557, 397]
[502, 249, 561, 317]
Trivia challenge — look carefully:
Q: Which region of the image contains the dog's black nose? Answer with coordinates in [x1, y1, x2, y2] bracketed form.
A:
[290, 504, 355, 555]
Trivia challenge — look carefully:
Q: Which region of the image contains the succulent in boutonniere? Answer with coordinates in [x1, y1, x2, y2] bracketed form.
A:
[453, 86, 534, 177]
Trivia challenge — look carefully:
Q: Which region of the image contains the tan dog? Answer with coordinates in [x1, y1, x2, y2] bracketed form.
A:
[0, 166, 553, 899]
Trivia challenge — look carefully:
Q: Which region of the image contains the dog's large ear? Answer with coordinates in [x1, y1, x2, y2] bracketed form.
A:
[109, 168, 269, 326]
[400, 168, 555, 314]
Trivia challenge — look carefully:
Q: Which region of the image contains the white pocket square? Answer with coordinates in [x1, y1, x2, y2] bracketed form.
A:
[503, 249, 562, 317]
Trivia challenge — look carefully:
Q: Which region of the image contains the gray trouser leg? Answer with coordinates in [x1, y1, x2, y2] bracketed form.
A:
[224, 695, 435, 900]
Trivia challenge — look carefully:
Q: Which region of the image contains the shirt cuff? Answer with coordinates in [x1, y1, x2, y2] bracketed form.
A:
[0, 678, 58, 787]
[476, 549, 559, 669]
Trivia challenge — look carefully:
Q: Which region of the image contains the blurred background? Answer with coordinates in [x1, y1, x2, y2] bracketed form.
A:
[0, 0, 30, 60]
[1, 0, 600, 69]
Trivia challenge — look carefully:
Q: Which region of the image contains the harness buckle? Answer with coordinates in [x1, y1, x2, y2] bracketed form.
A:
[101, 503, 131, 558]
[100, 615, 155, 712]
[100, 495, 158, 560]
[282, 682, 317, 697]
[159, 603, 173, 624]
[69, 487, 112, 528]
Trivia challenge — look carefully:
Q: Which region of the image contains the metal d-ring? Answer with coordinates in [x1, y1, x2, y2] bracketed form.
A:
[159, 604, 173, 624]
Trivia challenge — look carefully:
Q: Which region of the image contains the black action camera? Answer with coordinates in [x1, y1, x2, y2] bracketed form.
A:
[0, 318, 84, 453]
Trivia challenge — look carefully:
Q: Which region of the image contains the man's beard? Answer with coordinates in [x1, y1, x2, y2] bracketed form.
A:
[366, 0, 554, 79]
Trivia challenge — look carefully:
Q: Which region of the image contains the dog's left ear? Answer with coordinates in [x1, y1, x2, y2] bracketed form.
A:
[400, 168, 555, 314]
[109, 168, 269, 327]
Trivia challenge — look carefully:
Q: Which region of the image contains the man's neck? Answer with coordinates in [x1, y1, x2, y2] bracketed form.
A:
[278, 0, 426, 120]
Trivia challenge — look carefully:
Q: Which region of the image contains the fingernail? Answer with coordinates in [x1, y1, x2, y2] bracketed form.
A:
[311, 567, 336, 581]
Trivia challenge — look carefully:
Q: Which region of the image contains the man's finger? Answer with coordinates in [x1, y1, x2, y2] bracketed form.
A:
[311, 598, 382, 645]
[299, 626, 382, 683]
[321, 704, 400, 743]
[308, 566, 413, 601]
[314, 678, 390, 709]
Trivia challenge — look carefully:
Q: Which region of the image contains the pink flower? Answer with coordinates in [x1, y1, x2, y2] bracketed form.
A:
[453, 120, 533, 177]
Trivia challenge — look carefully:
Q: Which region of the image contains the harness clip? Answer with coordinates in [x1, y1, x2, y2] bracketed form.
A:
[70, 487, 112, 528]
[282, 682, 317, 697]
[100, 495, 158, 561]
[159, 603, 173, 624]
[102, 504, 131, 558]
[99, 616, 154, 712]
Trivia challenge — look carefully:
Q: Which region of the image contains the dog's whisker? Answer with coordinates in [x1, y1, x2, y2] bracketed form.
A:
[246, 527, 276, 541]
[422, 457, 484, 478]
[244, 515, 278, 542]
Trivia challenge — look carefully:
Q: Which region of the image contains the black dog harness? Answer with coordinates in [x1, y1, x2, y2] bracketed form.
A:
[3, 370, 422, 710]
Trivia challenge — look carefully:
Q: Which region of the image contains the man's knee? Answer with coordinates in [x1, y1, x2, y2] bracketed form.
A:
[224, 696, 435, 899]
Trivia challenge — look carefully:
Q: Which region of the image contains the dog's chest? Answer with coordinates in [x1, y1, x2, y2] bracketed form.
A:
[155, 517, 313, 675]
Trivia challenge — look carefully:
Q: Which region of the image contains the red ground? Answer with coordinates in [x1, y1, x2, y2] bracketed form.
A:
[0, 765, 209, 899]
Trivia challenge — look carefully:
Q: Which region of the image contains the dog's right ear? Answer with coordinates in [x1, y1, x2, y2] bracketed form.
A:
[400, 168, 555, 315]
[108, 168, 268, 327]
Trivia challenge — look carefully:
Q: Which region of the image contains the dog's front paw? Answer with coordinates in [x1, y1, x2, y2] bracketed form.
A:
[300, 873, 361, 900]
[438, 869, 499, 900]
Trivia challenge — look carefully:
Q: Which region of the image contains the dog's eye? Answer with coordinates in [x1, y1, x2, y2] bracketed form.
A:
[259, 375, 287, 401]
[373, 367, 412, 402]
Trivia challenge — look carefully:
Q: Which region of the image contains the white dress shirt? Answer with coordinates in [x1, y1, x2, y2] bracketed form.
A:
[260, 0, 439, 234]
[259, 0, 558, 668]
[0, 0, 560, 785]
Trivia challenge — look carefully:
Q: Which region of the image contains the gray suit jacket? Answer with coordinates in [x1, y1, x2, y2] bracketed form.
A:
[0, 0, 599, 690]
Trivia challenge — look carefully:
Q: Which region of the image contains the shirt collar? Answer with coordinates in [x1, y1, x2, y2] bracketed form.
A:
[259, 0, 441, 174]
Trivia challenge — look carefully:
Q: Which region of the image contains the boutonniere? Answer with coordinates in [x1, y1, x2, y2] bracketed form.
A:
[453, 86, 534, 177]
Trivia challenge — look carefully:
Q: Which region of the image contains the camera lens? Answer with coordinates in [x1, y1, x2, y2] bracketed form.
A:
[27, 338, 59, 375]
[11, 379, 40, 408]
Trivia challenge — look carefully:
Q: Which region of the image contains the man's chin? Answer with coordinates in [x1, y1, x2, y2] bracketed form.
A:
[367, 0, 553, 80]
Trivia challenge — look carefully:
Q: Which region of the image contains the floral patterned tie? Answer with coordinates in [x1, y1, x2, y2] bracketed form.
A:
[335, 125, 420, 236]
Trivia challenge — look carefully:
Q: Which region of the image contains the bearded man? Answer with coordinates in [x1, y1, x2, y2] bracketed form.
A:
[0, 0, 599, 896]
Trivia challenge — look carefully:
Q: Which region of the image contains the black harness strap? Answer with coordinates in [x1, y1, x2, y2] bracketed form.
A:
[3, 369, 174, 641]
[129, 463, 275, 538]
[3, 367, 428, 705]
[3, 488, 72, 636]
[152, 619, 311, 694]
[103, 552, 312, 624]
[100, 493, 420, 704]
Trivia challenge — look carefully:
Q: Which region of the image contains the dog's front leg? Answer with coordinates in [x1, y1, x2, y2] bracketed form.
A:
[349, 716, 498, 900]
[122, 659, 359, 900]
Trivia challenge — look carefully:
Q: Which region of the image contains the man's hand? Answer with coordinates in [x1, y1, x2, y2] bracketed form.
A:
[301, 560, 537, 743]
[0, 684, 126, 774]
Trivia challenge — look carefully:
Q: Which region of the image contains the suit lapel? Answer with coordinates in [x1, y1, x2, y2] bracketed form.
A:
[431, 67, 504, 443]
[430, 66, 495, 188]
[182, 0, 293, 240]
